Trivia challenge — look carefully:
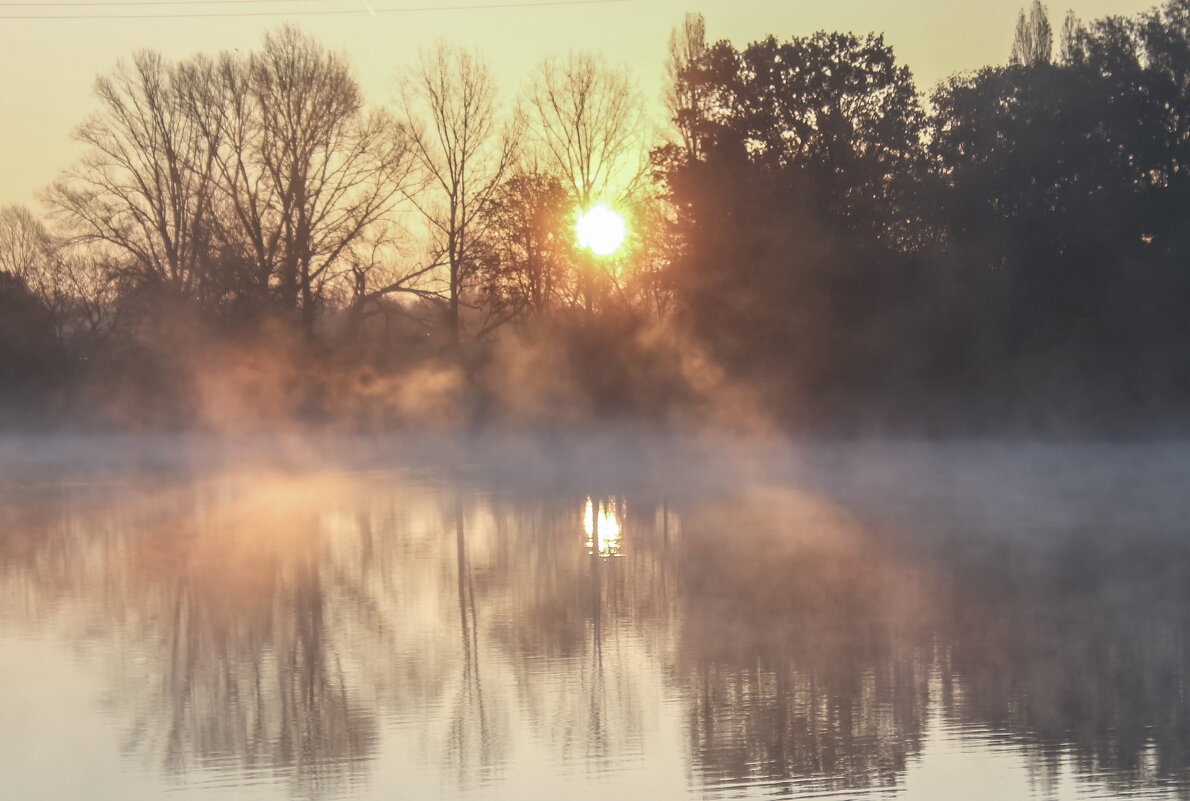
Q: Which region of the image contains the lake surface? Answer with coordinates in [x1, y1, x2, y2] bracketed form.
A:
[3, 436, 1190, 800]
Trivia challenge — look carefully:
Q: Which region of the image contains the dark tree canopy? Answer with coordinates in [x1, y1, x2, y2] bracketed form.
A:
[8, 7, 1190, 432]
[654, 31, 935, 424]
[677, 32, 926, 247]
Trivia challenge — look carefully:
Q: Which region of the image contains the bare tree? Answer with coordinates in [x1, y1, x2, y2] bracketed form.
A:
[228, 28, 416, 331]
[522, 53, 649, 315]
[337, 224, 444, 347]
[400, 43, 518, 344]
[473, 169, 575, 323]
[523, 52, 647, 209]
[47, 28, 421, 342]
[1011, 1, 1054, 66]
[176, 52, 266, 304]
[169, 27, 419, 335]
[0, 205, 66, 333]
[0, 205, 52, 281]
[665, 12, 709, 159]
[46, 51, 221, 302]
[0, 205, 116, 343]
[57, 246, 119, 344]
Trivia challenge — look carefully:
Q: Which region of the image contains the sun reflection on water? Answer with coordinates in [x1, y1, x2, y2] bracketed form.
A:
[584, 496, 623, 557]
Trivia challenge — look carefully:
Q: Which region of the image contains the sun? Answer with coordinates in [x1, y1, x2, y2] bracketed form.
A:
[575, 204, 627, 256]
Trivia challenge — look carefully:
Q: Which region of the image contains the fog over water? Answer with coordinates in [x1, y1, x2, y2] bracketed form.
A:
[2, 434, 1190, 800]
[3, 3, 1190, 796]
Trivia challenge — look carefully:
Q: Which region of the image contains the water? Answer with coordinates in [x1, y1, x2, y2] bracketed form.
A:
[2, 436, 1190, 801]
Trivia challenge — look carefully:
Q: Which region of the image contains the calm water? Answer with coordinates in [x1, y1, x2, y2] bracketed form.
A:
[3, 436, 1190, 801]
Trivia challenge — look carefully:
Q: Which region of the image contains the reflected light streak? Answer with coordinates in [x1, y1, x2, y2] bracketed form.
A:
[584, 496, 623, 558]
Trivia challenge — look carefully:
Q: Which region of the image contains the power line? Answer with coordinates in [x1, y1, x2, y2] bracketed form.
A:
[0, 0, 325, 6]
[0, 0, 631, 20]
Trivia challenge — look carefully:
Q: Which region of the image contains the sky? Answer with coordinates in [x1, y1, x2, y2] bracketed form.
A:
[0, 0, 1164, 208]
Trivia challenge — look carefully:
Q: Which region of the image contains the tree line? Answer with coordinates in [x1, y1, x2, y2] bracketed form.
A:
[3, 1, 1189, 432]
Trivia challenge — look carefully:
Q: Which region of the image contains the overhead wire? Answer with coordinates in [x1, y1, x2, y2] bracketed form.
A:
[0, 0, 327, 6]
[0, 0, 631, 20]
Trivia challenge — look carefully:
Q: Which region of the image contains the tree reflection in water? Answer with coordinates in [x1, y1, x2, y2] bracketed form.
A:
[2, 451, 1190, 799]
[0, 475, 379, 797]
[939, 528, 1190, 793]
[673, 487, 936, 794]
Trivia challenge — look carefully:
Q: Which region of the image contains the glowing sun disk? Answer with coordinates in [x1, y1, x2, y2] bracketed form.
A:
[575, 204, 627, 256]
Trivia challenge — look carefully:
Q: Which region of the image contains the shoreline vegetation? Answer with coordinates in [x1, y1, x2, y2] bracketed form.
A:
[4, 2, 1190, 437]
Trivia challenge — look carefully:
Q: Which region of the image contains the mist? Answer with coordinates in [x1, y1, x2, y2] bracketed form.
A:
[4, 4, 1190, 800]
[3, 3, 1190, 439]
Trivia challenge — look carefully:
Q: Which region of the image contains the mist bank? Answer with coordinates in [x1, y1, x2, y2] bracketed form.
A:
[6, 426, 1190, 500]
[4, 308, 1190, 439]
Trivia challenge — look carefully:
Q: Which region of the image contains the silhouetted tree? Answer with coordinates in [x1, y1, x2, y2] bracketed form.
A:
[0, 272, 67, 407]
[46, 30, 416, 341]
[524, 52, 647, 209]
[0, 206, 52, 281]
[930, 3, 1190, 419]
[665, 12, 709, 159]
[1011, 1, 1054, 66]
[677, 32, 927, 248]
[1059, 10, 1081, 63]
[400, 43, 518, 344]
[659, 31, 932, 424]
[15, 9, 1190, 430]
[0, 205, 114, 346]
[47, 51, 221, 307]
[474, 169, 575, 322]
[220, 27, 414, 332]
[522, 52, 649, 317]
[0, 206, 65, 333]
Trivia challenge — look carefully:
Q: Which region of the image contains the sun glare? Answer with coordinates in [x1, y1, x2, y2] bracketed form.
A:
[575, 204, 627, 256]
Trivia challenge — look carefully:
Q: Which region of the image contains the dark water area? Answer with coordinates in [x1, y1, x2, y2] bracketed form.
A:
[2, 436, 1190, 800]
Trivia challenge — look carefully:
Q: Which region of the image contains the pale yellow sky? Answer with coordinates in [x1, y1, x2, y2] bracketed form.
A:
[0, 0, 1161, 207]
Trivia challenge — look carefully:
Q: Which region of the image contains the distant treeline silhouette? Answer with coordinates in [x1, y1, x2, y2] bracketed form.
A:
[3, 1, 1190, 433]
